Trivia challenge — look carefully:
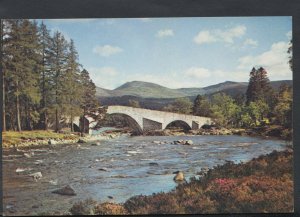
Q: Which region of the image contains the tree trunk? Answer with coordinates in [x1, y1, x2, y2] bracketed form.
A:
[1, 20, 6, 131]
[70, 109, 74, 132]
[3, 71, 6, 131]
[44, 112, 48, 130]
[41, 50, 48, 130]
[16, 80, 21, 132]
[82, 109, 86, 134]
[55, 108, 59, 132]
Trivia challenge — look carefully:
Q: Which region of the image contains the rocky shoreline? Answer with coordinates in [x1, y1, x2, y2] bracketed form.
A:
[143, 125, 292, 141]
[3, 131, 128, 150]
[3, 125, 291, 150]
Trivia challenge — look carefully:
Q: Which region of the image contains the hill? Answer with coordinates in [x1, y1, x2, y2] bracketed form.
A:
[96, 80, 292, 110]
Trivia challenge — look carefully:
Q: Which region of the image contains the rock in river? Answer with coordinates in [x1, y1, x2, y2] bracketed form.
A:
[24, 152, 34, 158]
[91, 142, 101, 146]
[149, 162, 159, 166]
[77, 139, 86, 143]
[52, 185, 76, 196]
[173, 171, 185, 182]
[28, 172, 42, 181]
[185, 140, 193, 145]
[48, 139, 57, 145]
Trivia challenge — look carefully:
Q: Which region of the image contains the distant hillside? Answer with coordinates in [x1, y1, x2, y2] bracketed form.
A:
[97, 80, 292, 110]
[113, 81, 187, 98]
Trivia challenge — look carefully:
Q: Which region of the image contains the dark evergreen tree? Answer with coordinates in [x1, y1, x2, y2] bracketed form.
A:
[49, 31, 69, 132]
[3, 19, 41, 131]
[192, 95, 211, 117]
[79, 69, 100, 133]
[64, 39, 83, 132]
[38, 22, 53, 130]
[246, 67, 273, 105]
[288, 40, 292, 71]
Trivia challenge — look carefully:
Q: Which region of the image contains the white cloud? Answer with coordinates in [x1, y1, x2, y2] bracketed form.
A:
[238, 41, 292, 79]
[184, 67, 211, 79]
[156, 29, 174, 38]
[193, 31, 217, 44]
[218, 25, 246, 43]
[93, 45, 123, 57]
[194, 25, 246, 45]
[243, 38, 258, 47]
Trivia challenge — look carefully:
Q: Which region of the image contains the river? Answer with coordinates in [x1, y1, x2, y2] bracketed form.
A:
[2, 135, 288, 215]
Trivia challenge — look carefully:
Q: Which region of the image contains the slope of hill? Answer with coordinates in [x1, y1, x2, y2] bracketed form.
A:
[96, 80, 292, 110]
[112, 81, 187, 98]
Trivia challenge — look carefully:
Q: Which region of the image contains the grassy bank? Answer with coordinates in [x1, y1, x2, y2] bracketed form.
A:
[70, 149, 293, 215]
[2, 130, 79, 148]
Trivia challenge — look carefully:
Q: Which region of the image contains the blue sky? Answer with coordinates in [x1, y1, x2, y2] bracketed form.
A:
[41, 17, 292, 89]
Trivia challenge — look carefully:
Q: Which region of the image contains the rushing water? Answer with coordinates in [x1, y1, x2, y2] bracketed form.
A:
[2, 135, 288, 215]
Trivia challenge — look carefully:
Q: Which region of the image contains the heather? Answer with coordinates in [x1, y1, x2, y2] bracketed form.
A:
[70, 149, 293, 214]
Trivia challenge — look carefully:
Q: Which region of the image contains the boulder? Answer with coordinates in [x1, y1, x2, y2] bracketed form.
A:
[48, 139, 57, 145]
[173, 171, 185, 181]
[185, 140, 193, 145]
[77, 139, 86, 143]
[149, 162, 159, 166]
[28, 172, 42, 181]
[98, 167, 109, 172]
[91, 142, 101, 146]
[52, 185, 76, 196]
[173, 140, 184, 145]
[24, 152, 34, 158]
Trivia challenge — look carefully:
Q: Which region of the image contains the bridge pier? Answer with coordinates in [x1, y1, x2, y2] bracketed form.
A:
[192, 121, 199, 130]
[143, 118, 162, 132]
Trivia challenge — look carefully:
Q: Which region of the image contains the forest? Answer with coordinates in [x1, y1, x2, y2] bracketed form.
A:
[1, 19, 100, 132]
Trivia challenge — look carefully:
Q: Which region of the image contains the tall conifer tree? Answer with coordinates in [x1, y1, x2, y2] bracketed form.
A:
[49, 31, 69, 132]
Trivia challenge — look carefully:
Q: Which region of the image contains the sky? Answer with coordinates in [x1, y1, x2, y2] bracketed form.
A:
[41, 17, 292, 89]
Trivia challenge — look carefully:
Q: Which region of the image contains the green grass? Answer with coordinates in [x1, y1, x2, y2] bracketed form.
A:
[2, 130, 79, 147]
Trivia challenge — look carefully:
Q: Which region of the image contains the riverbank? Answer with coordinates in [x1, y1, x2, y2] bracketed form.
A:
[70, 148, 293, 214]
[2, 130, 127, 149]
[143, 125, 292, 141]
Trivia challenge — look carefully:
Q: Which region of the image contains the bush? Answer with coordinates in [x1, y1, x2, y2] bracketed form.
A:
[70, 198, 98, 215]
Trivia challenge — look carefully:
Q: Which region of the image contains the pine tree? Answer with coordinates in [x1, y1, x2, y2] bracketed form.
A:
[246, 67, 272, 105]
[49, 31, 69, 132]
[38, 22, 53, 130]
[79, 69, 100, 133]
[1, 19, 6, 131]
[192, 95, 211, 117]
[63, 39, 83, 132]
[3, 19, 41, 131]
[288, 40, 292, 71]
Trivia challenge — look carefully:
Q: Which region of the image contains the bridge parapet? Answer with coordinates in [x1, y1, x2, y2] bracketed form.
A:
[106, 105, 212, 132]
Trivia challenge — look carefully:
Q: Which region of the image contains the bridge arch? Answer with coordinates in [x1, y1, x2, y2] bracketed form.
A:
[165, 120, 192, 131]
[106, 113, 143, 134]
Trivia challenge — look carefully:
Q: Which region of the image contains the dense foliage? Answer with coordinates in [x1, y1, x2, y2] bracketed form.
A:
[70, 149, 293, 214]
[163, 97, 193, 114]
[1, 19, 100, 132]
[189, 67, 292, 132]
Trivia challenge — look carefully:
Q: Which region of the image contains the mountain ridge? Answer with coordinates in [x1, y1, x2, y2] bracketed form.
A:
[96, 80, 292, 99]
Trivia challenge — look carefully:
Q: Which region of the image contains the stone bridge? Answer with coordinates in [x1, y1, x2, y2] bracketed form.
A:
[106, 105, 212, 133]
